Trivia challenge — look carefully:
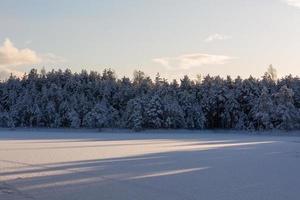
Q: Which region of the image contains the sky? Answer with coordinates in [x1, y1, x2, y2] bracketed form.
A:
[0, 0, 300, 81]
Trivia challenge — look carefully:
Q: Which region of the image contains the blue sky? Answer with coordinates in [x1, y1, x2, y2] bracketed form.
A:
[0, 0, 300, 80]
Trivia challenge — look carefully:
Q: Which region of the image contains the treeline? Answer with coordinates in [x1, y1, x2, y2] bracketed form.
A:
[0, 68, 300, 131]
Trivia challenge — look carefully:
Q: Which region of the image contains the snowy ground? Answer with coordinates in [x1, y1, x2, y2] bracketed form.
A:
[0, 129, 300, 200]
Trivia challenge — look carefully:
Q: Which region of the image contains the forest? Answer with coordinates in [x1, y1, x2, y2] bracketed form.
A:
[0, 67, 299, 131]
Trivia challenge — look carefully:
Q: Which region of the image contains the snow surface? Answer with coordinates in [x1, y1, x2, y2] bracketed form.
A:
[0, 129, 300, 200]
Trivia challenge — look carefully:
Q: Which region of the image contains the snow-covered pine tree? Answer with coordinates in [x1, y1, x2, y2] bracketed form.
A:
[144, 95, 163, 128]
[273, 85, 300, 130]
[45, 101, 61, 128]
[68, 109, 81, 128]
[251, 87, 274, 130]
[83, 98, 118, 128]
[179, 90, 205, 129]
[124, 97, 144, 131]
[0, 112, 14, 127]
[162, 95, 185, 128]
[222, 90, 242, 129]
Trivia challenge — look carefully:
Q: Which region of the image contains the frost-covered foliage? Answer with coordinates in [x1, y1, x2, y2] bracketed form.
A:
[251, 87, 274, 130]
[0, 68, 300, 131]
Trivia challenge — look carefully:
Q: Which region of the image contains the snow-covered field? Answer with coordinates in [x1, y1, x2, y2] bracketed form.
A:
[1, 129, 300, 200]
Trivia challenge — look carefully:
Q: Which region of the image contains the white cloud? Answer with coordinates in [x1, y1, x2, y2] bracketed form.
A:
[40, 53, 66, 64]
[0, 38, 41, 66]
[153, 53, 234, 70]
[204, 33, 231, 42]
[284, 0, 300, 8]
[0, 38, 65, 80]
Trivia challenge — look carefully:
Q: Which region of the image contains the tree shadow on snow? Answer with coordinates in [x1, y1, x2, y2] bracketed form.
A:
[0, 137, 278, 200]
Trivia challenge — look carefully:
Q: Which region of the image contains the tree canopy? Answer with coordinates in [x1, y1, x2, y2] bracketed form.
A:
[0, 68, 300, 131]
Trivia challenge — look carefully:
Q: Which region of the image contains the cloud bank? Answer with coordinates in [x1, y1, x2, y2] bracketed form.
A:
[0, 38, 64, 80]
[204, 34, 231, 42]
[153, 53, 234, 70]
